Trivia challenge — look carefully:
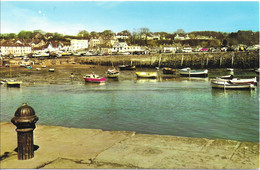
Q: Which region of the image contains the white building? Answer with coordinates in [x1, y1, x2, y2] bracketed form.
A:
[110, 42, 143, 54]
[0, 43, 31, 56]
[163, 47, 177, 53]
[70, 39, 88, 52]
[89, 38, 101, 48]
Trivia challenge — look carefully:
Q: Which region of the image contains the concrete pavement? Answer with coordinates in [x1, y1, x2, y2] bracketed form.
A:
[1, 122, 259, 169]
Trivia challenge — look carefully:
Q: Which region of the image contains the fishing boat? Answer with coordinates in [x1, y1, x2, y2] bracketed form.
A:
[49, 68, 55, 72]
[179, 68, 208, 77]
[211, 79, 255, 90]
[118, 65, 136, 70]
[6, 80, 22, 88]
[84, 73, 106, 83]
[162, 67, 176, 74]
[136, 72, 158, 78]
[106, 68, 120, 78]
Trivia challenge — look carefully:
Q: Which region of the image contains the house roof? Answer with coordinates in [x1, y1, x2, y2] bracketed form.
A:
[0, 41, 31, 47]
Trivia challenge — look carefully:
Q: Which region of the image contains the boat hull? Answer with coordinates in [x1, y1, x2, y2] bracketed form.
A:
[84, 77, 106, 83]
[119, 65, 136, 70]
[136, 72, 157, 78]
[180, 72, 208, 77]
[107, 72, 119, 78]
[7, 82, 22, 88]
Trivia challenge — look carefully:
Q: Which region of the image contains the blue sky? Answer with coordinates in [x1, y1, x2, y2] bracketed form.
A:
[1, 1, 259, 35]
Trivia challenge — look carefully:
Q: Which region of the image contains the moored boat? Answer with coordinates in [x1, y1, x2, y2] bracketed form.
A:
[220, 75, 233, 79]
[229, 77, 257, 85]
[118, 65, 136, 70]
[215, 76, 257, 85]
[49, 68, 55, 72]
[84, 73, 106, 83]
[106, 68, 120, 78]
[211, 79, 255, 90]
[136, 72, 157, 78]
[6, 80, 22, 88]
[162, 67, 176, 74]
[179, 68, 208, 77]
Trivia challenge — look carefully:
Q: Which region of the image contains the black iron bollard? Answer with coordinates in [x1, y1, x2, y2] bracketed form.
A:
[11, 103, 39, 160]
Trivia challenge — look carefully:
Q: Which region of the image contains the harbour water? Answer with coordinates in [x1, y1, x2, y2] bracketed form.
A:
[1, 77, 259, 142]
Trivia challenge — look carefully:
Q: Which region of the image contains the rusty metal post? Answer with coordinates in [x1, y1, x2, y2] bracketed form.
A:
[11, 103, 39, 160]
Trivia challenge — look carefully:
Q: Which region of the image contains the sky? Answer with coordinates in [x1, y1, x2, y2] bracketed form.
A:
[1, 1, 259, 35]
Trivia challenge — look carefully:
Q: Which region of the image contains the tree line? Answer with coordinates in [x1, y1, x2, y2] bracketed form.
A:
[0, 28, 259, 48]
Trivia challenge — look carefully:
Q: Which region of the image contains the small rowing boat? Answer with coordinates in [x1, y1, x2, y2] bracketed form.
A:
[162, 67, 176, 74]
[136, 72, 157, 78]
[179, 68, 208, 77]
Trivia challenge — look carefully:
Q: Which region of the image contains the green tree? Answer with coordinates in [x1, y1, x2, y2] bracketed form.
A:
[90, 31, 98, 38]
[17, 30, 32, 39]
[77, 30, 90, 39]
[101, 30, 115, 39]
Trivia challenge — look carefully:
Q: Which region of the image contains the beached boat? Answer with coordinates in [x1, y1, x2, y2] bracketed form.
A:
[162, 67, 176, 74]
[6, 80, 22, 88]
[118, 65, 136, 70]
[136, 72, 157, 78]
[106, 68, 120, 78]
[211, 79, 255, 90]
[84, 73, 106, 83]
[179, 68, 208, 77]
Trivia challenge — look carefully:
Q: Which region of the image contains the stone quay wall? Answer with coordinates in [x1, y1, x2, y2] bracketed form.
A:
[75, 51, 259, 69]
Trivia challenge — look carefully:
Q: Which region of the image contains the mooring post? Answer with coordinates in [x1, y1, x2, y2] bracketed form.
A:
[181, 55, 184, 67]
[11, 103, 39, 160]
[231, 51, 234, 67]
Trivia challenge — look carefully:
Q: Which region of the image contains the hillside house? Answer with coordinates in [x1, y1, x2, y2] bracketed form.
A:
[70, 39, 88, 52]
[89, 38, 101, 48]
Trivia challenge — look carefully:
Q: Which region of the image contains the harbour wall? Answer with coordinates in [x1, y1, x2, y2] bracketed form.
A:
[75, 51, 259, 69]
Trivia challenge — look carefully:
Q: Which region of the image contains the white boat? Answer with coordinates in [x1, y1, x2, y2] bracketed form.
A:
[136, 72, 157, 78]
[211, 78, 255, 90]
[106, 68, 120, 78]
[49, 68, 55, 72]
[215, 77, 257, 85]
[179, 68, 208, 77]
[229, 77, 257, 85]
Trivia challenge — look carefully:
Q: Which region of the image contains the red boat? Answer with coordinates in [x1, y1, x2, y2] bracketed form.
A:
[83, 73, 106, 83]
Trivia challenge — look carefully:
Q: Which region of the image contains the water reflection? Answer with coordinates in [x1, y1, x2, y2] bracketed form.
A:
[211, 88, 257, 97]
[135, 78, 158, 83]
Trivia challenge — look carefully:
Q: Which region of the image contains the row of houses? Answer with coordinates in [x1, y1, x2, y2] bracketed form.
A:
[0, 39, 147, 56]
